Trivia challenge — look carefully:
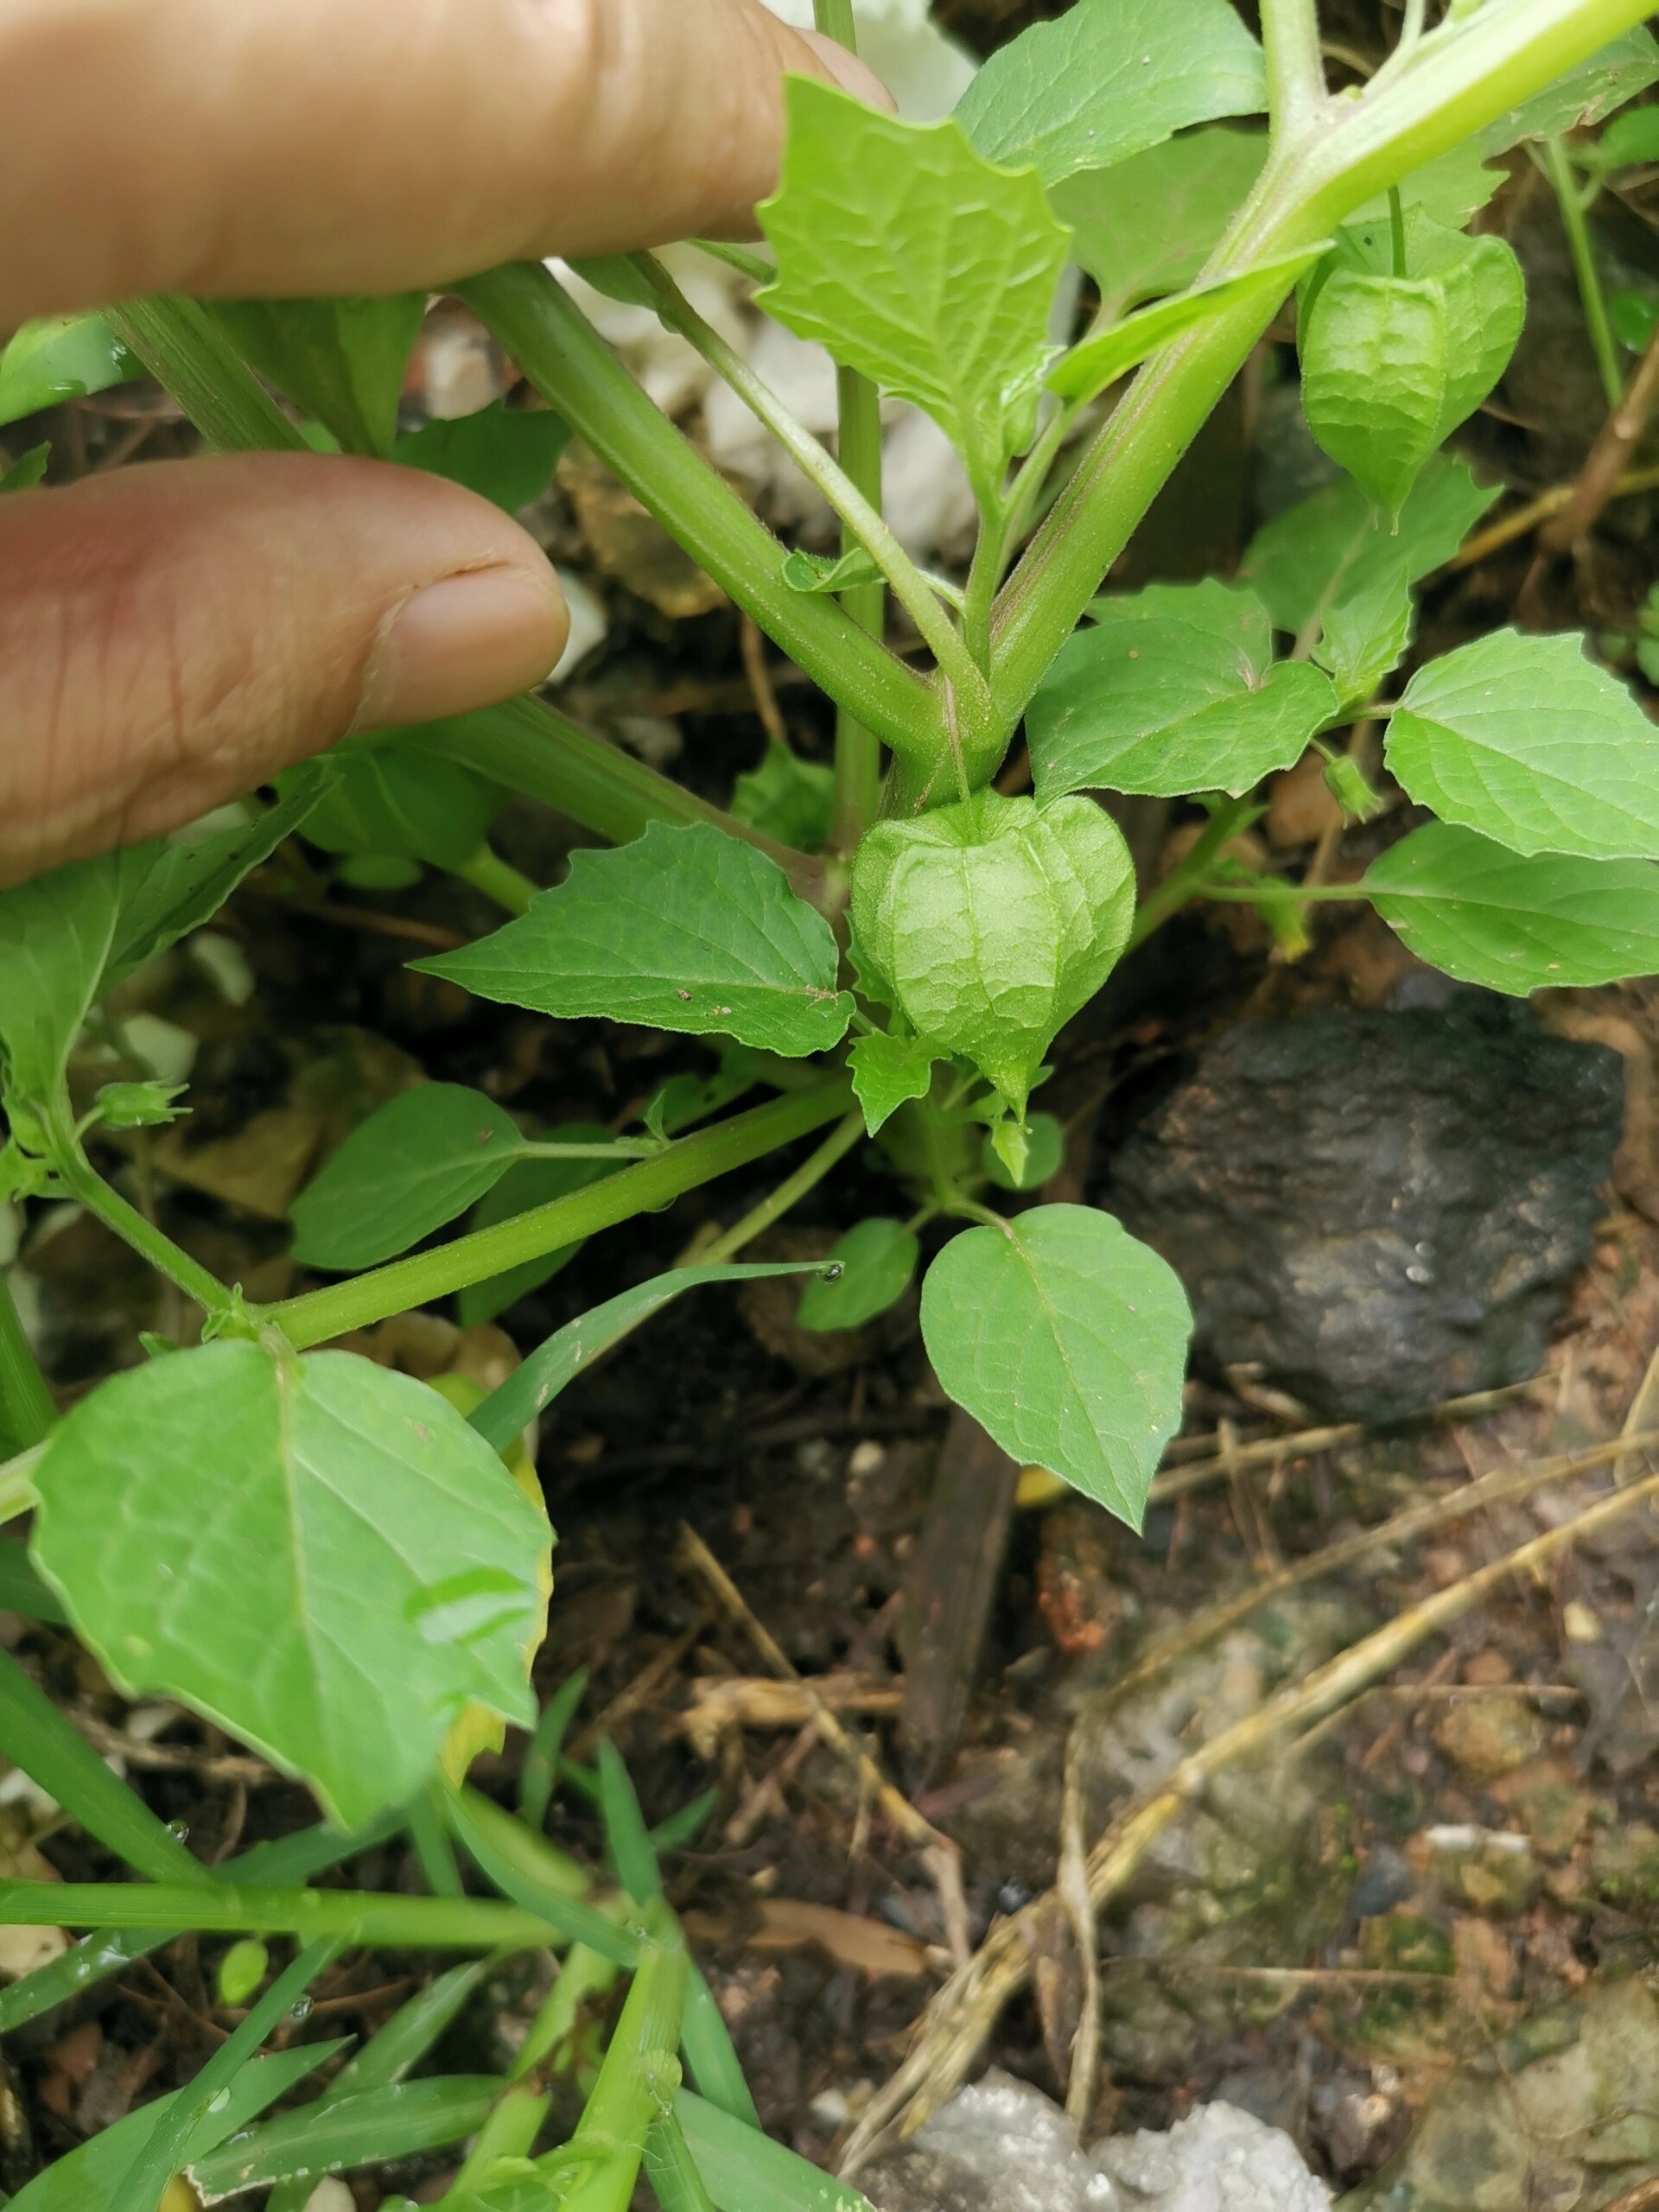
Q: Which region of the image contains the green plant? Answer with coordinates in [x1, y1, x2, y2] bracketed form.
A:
[4, 0, 1659, 2199]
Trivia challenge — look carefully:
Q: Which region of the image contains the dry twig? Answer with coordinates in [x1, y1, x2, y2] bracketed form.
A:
[1107, 1425, 1659, 1708]
[676, 1524, 971, 1967]
[1058, 1723, 1101, 2130]
[684, 1674, 905, 1758]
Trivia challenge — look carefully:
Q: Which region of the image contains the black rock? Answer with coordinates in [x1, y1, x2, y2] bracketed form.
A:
[1107, 998, 1623, 1423]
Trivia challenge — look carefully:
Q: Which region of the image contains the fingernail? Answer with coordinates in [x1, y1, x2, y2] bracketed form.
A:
[798, 30, 896, 111]
[357, 566, 568, 731]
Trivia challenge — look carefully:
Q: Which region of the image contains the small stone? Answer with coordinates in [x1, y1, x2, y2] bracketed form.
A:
[1434, 1694, 1549, 1783]
[1109, 999, 1622, 1421]
[300, 2184, 354, 2212]
[1490, 1758, 1600, 1859]
[860, 2073, 1332, 2212]
[0, 1923, 67, 1980]
[1422, 1824, 1539, 1914]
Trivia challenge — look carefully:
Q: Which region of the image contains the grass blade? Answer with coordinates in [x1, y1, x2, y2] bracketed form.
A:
[596, 1740, 661, 1905]
[0, 1813, 398, 2035]
[645, 2109, 721, 2212]
[519, 1668, 588, 1829]
[447, 1784, 640, 1967]
[6, 2046, 343, 2212]
[407, 1783, 464, 1897]
[264, 1957, 491, 2212]
[191, 2075, 503, 2203]
[0, 1879, 554, 1948]
[677, 2091, 876, 2212]
[0, 1543, 66, 1624]
[0, 1647, 207, 1885]
[680, 1967, 761, 2131]
[648, 1788, 718, 1857]
[511, 1915, 627, 2082]
[115, 1938, 339, 2211]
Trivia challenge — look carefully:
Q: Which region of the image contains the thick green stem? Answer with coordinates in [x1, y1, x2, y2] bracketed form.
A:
[1543, 134, 1624, 410]
[543, 1912, 687, 2212]
[268, 1076, 854, 1348]
[0, 1274, 54, 1452]
[993, 0, 1656, 731]
[1260, 0, 1329, 137]
[459, 264, 940, 761]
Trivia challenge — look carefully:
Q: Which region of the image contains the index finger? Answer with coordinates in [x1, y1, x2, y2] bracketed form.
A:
[0, 0, 883, 327]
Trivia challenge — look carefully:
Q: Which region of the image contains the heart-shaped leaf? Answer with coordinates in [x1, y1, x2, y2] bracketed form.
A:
[418, 823, 851, 1058]
[1385, 630, 1659, 861]
[759, 79, 1069, 509]
[1029, 581, 1337, 799]
[31, 1344, 549, 1829]
[1364, 823, 1659, 992]
[921, 1206, 1192, 1528]
[289, 1084, 527, 1272]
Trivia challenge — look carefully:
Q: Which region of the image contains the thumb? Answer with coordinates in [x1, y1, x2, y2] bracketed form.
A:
[0, 454, 567, 888]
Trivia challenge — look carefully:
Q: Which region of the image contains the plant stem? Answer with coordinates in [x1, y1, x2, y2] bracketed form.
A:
[1543, 134, 1624, 410]
[268, 1077, 855, 1348]
[0, 1274, 54, 1451]
[544, 1913, 687, 2212]
[459, 264, 941, 761]
[830, 363, 887, 855]
[1126, 798, 1260, 949]
[50, 1132, 233, 1320]
[812, 0, 858, 41]
[961, 513, 1007, 677]
[454, 844, 538, 917]
[454, 2085, 552, 2189]
[696, 1111, 865, 1265]
[830, 375, 887, 853]
[1260, 0, 1329, 137]
[519, 1141, 658, 1163]
[632, 256, 985, 720]
[0, 1813, 400, 2039]
[993, 0, 1657, 735]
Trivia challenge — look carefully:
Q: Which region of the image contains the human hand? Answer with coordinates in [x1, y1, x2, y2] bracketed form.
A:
[0, 0, 884, 887]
